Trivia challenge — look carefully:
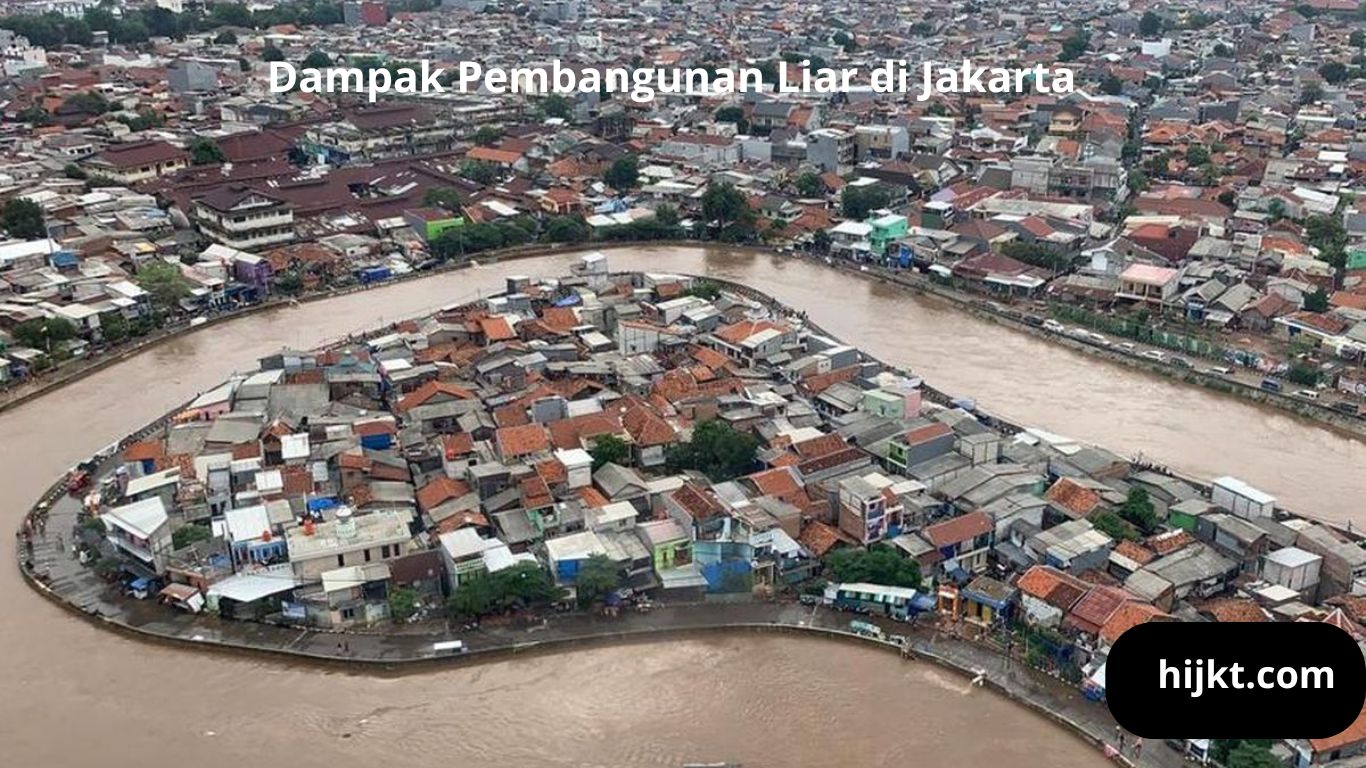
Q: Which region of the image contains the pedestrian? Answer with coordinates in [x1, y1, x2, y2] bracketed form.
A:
[1117, 730, 1126, 752]
[1133, 738, 1142, 759]
[336, 641, 344, 655]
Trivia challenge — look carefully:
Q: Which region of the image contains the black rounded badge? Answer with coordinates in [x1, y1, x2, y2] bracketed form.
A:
[1107, 621, 1366, 738]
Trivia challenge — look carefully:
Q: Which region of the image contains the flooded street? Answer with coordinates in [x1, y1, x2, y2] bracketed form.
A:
[1, 245, 1358, 766]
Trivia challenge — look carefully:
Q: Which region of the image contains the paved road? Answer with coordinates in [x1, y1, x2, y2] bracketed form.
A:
[19, 487, 1184, 767]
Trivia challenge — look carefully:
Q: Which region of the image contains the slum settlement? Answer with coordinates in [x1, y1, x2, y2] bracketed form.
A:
[62, 252, 1366, 765]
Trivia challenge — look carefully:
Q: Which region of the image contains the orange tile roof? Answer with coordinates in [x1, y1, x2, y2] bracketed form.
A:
[923, 511, 992, 548]
[495, 423, 551, 459]
[416, 476, 471, 514]
[799, 520, 844, 557]
[1099, 601, 1169, 645]
[1045, 477, 1103, 518]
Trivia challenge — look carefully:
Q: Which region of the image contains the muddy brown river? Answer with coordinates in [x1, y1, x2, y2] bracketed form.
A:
[3, 245, 1359, 767]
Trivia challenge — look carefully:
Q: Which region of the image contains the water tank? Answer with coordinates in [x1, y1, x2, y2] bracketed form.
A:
[335, 506, 357, 539]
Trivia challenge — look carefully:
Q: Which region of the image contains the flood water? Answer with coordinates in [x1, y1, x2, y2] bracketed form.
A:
[2, 245, 1358, 767]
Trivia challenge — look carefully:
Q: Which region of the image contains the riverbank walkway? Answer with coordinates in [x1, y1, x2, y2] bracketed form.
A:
[20, 486, 1185, 768]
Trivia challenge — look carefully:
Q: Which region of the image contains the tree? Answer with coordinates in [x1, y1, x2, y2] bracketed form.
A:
[212, 29, 236, 45]
[603, 154, 640, 190]
[495, 562, 564, 606]
[1304, 287, 1330, 313]
[544, 215, 588, 243]
[189, 138, 226, 165]
[1352, 30, 1366, 48]
[12, 317, 77, 351]
[171, 523, 212, 549]
[422, 186, 464, 211]
[1119, 488, 1160, 533]
[826, 546, 921, 589]
[1099, 73, 1123, 95]
[135, 260, 191, 311]
[301, 50, 331, 68]
[1139, 11, 1163, 37]
[1225, 743, 1282, 768]
[812, 229, 832, 253]
[1058, 30, 1090, 62]
[458, 159, 498, 185]
[99, 311, 130, 343]
[61, 91, 109, 116]
[0, 198, 46, 240]
[1002, 242, 1071, 273]
[715, 105, 749, 132]
[472, 124, 504, 147]
[17, 104, 52, 127]
[540, 93, 573, 120]
[589, 434, 629, 469]
[1186, 145, 1210, 167]
[1300, 80, 1324, 105]
[1091, 509, 1137, 541]
[701, 182, 756, 242]
[388, 586, 419, 623]
[447, 574, 498, 618]
[274, 270, 304, 295]
[683, 280, 722, 301]
[1319, 61, 1349, 84]
[841, 184, 894, 219]
[574, 554, 621, 607]
[665, 419, 759, 481]
[261, 45, 286, 63]
[1266, 198, 1287, 221]
[794, 171, 824, 198]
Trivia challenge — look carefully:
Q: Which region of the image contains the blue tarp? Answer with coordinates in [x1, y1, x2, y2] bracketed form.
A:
[553, 294, 583, 307]
[307, 497, 340, 511]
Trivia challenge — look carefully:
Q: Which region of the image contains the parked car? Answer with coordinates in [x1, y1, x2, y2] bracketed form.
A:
[1295, 389, 1320, 400]
[1141, 350, 1165, 361]
[1261, 378, 1283, 393]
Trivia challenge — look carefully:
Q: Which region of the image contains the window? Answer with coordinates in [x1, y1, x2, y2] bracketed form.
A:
[364, 548, 372, 562]
[381, 545, 391, 558]
[336, 554, 345, 567]
[341, 608, 355, 620]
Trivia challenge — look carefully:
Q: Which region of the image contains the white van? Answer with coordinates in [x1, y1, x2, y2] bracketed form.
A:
[432, 640, 466, 655]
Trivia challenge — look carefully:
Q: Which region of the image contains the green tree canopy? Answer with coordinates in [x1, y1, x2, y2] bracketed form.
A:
[540, 93, 573, 120]
[61, 91, 110, 116]
[422, 186, 464, 211]
[589, 434, 629, 469]
[301, 49, 331, 68]
[603, 154, 640, 190]
[135, 260, 192, 310]
[715, 105, 749, 132]
[171, 523, 212, 549]
[544, 215, 588, 243]
[826, 546, 922, 589]
[1139, 11, 1163, 36]
[189, 138, 226, 165]
[841, 184, 894, 220]
[12, 316, 77, 351]
[261, 45, 285, 63]
[1, 198, 46, 240]
[665, 419, 759, 481]
[701, 182, 756, 242]
[574, 554, 621, 607]
[1119, 488, 1160, 533]
[458, 159, 498, 185]
[794, 171, 824, 197]
[1319, 61, 1349, 84]
[1304, 287, 1330, 313]
[472, 124, 504, 147]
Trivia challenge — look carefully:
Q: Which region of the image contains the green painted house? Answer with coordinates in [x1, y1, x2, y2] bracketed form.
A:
[638, 518, 692, 571]
[866, 211, 909, 255]
[403, 207, 465, 243]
